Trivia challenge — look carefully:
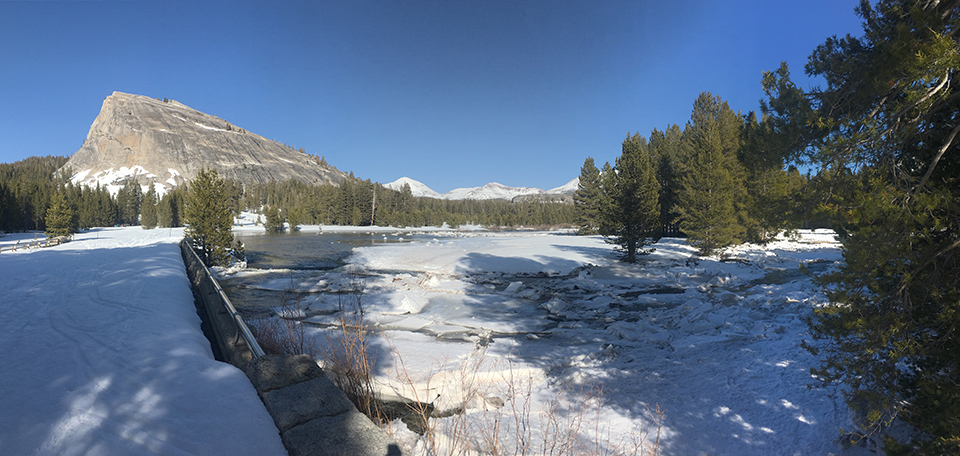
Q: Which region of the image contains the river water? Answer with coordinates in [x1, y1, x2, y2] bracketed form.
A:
[235, 231, 430, 270]
[222, 231, 433, 317]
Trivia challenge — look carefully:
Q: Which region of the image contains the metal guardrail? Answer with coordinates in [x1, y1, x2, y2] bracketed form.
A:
[181, 238, 265, 359]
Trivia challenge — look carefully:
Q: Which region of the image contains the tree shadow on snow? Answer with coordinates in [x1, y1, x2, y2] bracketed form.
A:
[0, 242, 285, 455]
[422, 246, 844, 455]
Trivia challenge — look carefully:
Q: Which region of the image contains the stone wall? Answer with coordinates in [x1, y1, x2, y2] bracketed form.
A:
[179, 238, 404, 456]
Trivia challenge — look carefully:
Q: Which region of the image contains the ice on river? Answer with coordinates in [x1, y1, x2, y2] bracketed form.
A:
[235, 229, 870, 455]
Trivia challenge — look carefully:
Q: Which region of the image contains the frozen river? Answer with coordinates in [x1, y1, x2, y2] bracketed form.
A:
[215, 228, 872, 456]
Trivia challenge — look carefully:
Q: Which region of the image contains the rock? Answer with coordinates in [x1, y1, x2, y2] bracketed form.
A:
[64, 92, 347, 192]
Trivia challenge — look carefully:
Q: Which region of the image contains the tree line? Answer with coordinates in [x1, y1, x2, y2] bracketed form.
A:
[0, 157, 574, 237]
[239, 177, 575, 230]
[574, 92, 809, 261]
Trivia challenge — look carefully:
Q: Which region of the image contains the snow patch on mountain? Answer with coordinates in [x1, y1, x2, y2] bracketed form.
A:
[71, 166, 178, 198]
[547, 177, 579, 195]
[386, 177, 576, 201]
[444, 182, 545, 200]
[385, 177, 442, 199]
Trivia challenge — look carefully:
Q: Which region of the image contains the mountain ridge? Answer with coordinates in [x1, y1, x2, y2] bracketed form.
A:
[62, 92, 577, 202]
[64, 92, 346, 193]
[385, 176, 578, 201]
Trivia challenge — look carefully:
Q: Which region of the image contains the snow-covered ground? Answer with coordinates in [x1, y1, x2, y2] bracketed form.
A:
[0, 228, 286, 456]
[220, 228, 870, 455]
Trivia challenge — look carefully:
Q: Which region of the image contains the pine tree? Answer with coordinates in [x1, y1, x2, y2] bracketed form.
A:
[44, 190, 73, 238]
[737, 110, 812, 243]
[573, 157, 602, 234]
[764, 2, 960, 452]
[676, 92, 747, 256]
[599, 133, 661, 262]
[94, 184, 117, 227]
[116, 180, 142, 225]
[648, 124, 683, 236]
[263, 205, 285, 233]
[184, 168, 235, 266]
[140, 185, 158, 229]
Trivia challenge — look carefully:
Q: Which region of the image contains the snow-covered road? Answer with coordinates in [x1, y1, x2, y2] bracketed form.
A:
[0, 228, 286, 456]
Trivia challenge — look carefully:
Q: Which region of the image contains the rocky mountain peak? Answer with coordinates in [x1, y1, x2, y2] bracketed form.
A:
[64, 92, 345, 192]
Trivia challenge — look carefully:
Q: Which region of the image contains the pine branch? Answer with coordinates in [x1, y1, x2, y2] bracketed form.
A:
[912, 120, 960, 195]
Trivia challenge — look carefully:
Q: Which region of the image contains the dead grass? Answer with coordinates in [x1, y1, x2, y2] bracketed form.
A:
[320, 285, 384, 422]
[248, 286, 320, 358]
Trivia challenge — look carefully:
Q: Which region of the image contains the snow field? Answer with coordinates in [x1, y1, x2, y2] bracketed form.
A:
[0, 227, 287, 456]
[232, 229, 866, 455]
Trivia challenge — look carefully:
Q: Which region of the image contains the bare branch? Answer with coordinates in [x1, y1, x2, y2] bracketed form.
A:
[914, 121, 960, 193]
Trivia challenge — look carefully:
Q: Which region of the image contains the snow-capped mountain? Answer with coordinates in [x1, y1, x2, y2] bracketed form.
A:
[385, 177, 576, 201]
[547, 177, 579, 195]
[384, 177, 443, 199]
[444, 182, 547, 200]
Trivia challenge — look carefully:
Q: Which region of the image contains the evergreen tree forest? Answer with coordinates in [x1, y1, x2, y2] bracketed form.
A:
[237, 178, 575, 230]
[573, 0, 960, 452]
[575, 91, 808, 257]
[2, 165, 575, 242]
[0, 156, 120, 233]
[1, 155, 572, 237]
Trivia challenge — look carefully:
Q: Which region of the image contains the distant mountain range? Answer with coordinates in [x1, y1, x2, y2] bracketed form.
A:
[385, 177, 578, 202]
[61, 92, 577, 202]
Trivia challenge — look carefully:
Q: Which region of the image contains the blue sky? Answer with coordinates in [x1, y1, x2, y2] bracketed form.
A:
[1, 1, 863, 193]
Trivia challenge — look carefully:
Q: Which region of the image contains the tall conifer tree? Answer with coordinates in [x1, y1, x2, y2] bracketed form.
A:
[764, 2, 960, 452]
[676, 92, 747, 255]
[44, 191, 73, 238]
[116, 180, 142, 225]
[599, 133, 661, 262]
[184, 168, 235, 266]
[140, 185, 158, 229]
[573, 157, 602, 234]
[648, 124, 684, 236]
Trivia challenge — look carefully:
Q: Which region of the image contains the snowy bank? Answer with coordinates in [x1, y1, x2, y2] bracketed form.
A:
[0, 227, 286, 456]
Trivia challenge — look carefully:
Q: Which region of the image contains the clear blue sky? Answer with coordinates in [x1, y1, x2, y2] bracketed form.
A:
[1, 1, 863, 193]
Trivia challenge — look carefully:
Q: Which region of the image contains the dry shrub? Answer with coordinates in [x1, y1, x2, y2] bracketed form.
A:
[320, 284, 384, 422]
[249, 279, 385, 423]
[249, 287, 320, 358]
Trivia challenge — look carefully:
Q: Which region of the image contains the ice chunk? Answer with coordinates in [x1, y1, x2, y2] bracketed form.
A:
[540, 297, 568, 314]
[608, 321, 642, 341]
[398, 294, 428, 314]
[719, 292, 739, 306]
[387, 316, 433, 331]
[517, 288, 539, 299]
[504, 281, 524, 294]
[421, 275, 442, 288]
[706, 312, 726, 329]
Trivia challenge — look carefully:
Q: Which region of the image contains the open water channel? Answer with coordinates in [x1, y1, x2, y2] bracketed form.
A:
[220, 231, 433, 317]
